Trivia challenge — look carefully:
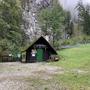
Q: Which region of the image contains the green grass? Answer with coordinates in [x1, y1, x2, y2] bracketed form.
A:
[54, 72, 90, 90]
[49, 44, 90, 90]
[50, 44, 90, 70]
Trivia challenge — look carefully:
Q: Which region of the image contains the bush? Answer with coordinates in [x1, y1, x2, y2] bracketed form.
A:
[54, 40, 60, 50]
[51, 35, 90, 49]
[60, 35, 90, 46]
[81, 35, 90, 43]
[61, 39, 77, 46]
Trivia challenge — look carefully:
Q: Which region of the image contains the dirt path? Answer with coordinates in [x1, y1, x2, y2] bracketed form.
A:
[0, 62, 64, 90]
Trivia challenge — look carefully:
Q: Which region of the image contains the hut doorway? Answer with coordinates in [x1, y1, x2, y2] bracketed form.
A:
[36, 49, 44, 62]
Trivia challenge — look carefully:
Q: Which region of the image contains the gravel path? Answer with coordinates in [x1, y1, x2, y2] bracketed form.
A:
[0, 62, 64, 90]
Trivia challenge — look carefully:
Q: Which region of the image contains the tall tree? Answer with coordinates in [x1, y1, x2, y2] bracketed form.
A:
[38, 0, 65, 46]
[0, 0, 25, 56]
[64, 11, 74, 39]
[77, 1, 90, 35]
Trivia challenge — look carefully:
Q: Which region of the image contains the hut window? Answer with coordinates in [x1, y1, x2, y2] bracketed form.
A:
[31, 49, 37, 57]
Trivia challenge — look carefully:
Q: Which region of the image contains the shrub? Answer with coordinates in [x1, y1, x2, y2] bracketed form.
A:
[61, 39, 77, 46]
[54, 40, 61, 50]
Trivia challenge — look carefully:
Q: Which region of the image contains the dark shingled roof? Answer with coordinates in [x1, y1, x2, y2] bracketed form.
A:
[25, 36, 57, 55]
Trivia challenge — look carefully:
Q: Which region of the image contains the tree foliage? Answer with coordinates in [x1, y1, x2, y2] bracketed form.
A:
[38, 0, 66, 46]
[77, 1, 90, 35]
[64, 11, 74, 38]
[0, 0, 25, 56]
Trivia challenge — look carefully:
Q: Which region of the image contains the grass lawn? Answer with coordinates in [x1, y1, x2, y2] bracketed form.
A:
[50, 44, 90, 70]
[49, 44, 90, 90]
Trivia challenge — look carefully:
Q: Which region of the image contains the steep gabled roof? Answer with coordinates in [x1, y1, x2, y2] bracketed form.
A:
[25, 36, 57, 55]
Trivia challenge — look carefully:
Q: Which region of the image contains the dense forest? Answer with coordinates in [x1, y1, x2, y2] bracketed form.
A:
[0, 0, 90, 57]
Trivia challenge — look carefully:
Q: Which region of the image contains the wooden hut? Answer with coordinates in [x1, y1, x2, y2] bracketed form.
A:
[23, 36, 58, 63]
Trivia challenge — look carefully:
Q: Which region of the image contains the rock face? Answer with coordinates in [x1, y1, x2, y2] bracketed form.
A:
[22, 0, 40, 42]
[36, 0, 51, 9]
[21, 0, 52, 42]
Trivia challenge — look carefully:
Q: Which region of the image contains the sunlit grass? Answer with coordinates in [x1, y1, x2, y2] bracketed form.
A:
[50, 44, 90, 70]
[54, 72, 90, 90]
